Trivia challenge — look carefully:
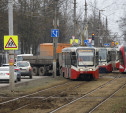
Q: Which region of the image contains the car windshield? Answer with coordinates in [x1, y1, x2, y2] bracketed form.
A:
[77, 49, 94, 66]
[17, 62, 29, 67]
[99, 49, 107, 62]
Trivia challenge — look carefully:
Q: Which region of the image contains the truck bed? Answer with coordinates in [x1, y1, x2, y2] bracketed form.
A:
[22, 56, 54, 65]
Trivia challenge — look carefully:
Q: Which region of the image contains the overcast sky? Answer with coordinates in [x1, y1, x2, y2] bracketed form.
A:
[77, 0, 126, 36]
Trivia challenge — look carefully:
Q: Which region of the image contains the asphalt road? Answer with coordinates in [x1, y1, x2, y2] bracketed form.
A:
[0, 75, 48, 88]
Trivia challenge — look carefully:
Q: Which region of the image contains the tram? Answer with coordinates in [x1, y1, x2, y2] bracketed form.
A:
[62, 46, 99, 80]
[119, 45, 126, 73]
[98, 48, 116, 73]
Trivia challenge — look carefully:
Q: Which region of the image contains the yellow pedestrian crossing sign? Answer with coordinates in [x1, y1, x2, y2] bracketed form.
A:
[4, 35, 18, 50]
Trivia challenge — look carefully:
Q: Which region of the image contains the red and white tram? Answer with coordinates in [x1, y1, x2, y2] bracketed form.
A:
[98, 48, 116, 73]
[119, 45, 126, 73]
[62, 47, 99, 80]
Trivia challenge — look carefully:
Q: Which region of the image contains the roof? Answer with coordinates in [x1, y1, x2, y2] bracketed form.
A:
[62, 46, 95, 52]
[40, 43, 71, 46]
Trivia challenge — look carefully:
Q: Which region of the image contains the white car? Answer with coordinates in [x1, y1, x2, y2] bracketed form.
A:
[0, 67, 17, 82]
[2, 64, 21, 81]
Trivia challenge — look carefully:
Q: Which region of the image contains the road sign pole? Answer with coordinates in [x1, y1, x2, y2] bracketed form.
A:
[53, 0, 58, 78]
[8, 0, 15, 91]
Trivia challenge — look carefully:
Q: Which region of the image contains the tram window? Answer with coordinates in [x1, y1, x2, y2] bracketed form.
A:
[71, 52, 77, 66]
[99, 49, 107, 61]
[95, 51, 99, 66]
[65, 53, 71, 65]
[107, 51, 111, 62]
[119, 51, 124, 65]
[111, 51, 116, 61]
[124, 47, 126, 63]
[62, 53, 65, 67]
[116, 51, 119, 60]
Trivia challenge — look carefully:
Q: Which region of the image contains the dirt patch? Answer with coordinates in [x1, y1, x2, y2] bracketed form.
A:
[1, 74, 126, 113]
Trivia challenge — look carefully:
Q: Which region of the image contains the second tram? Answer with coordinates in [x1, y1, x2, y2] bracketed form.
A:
[98, 48, 116, 73]
[62, 47, 99, 80]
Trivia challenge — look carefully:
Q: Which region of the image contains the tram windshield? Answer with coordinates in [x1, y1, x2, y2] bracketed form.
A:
[124, 46, 126, 63]
[99, 49, 107, 62]
[77, 49, 94, 66]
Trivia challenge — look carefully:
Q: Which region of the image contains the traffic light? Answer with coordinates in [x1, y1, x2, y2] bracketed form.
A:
[112, 42, 115, 46]
[92, 33, 95, 40]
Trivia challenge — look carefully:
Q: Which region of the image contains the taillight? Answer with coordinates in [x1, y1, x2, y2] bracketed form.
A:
[6, 73, 10, 75]
[15, 69, 19, 72]
[29, 66, 31, 71]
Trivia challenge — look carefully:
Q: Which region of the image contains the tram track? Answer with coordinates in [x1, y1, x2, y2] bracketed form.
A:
[0, 80, 86, 113]
[0, 81, 70, 105]
[49, 75, 121, 113]
[10, 81, 86, 113]
[10, 75, 122, 113]
[88, 82, 126, 113]
[0, 74, 124, 113]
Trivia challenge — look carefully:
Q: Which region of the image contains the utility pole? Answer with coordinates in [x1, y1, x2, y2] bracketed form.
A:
[105, 16, 108, 43]
[53, 0, 58, 77]
[98, 10, 101, 47]
[84, 0, 88, 40]
[74, 0, 76, 37]
[8, 0, 15, 91]
[98, 10, 104, 47]
[82, 0, 88, 46]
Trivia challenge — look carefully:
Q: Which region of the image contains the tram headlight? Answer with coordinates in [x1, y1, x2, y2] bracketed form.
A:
[103, 63, 106, 66]
[79, 68, 84, 71]
[89, 68, 93, 71]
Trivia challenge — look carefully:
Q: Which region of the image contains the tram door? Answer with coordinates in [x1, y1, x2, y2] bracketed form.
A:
[111, 50, 116, 70]
[65, 52, 71, 78]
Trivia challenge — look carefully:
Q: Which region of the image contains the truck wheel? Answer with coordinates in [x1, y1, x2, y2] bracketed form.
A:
[39, 67, 46, 76]
[32, 67, 38, 76]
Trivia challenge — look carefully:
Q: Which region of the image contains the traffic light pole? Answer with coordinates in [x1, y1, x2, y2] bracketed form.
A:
[8, 0, 15, 91]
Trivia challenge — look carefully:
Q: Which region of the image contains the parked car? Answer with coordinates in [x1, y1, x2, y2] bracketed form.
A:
[0, 67, 17, 82]
[16, 61, 32, 79]
[2, 64, 21, 81]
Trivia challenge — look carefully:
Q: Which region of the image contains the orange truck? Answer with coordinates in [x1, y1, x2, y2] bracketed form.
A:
[40, 43, 71, 56]
[23, 43, 71, 76]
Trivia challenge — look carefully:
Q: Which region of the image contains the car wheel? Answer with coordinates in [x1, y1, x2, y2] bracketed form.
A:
[18, 77, 21, 81]
[29, 74, 32, 79]
[15, 79, 17, 83]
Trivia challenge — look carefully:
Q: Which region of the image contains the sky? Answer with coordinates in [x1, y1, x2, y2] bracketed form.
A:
[77, 0, 126, 36]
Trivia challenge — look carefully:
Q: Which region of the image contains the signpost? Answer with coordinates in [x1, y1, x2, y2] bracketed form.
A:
[51, 29, 59, 78]
[52, 0, 59, 78]
[7, 0, 18, 91]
